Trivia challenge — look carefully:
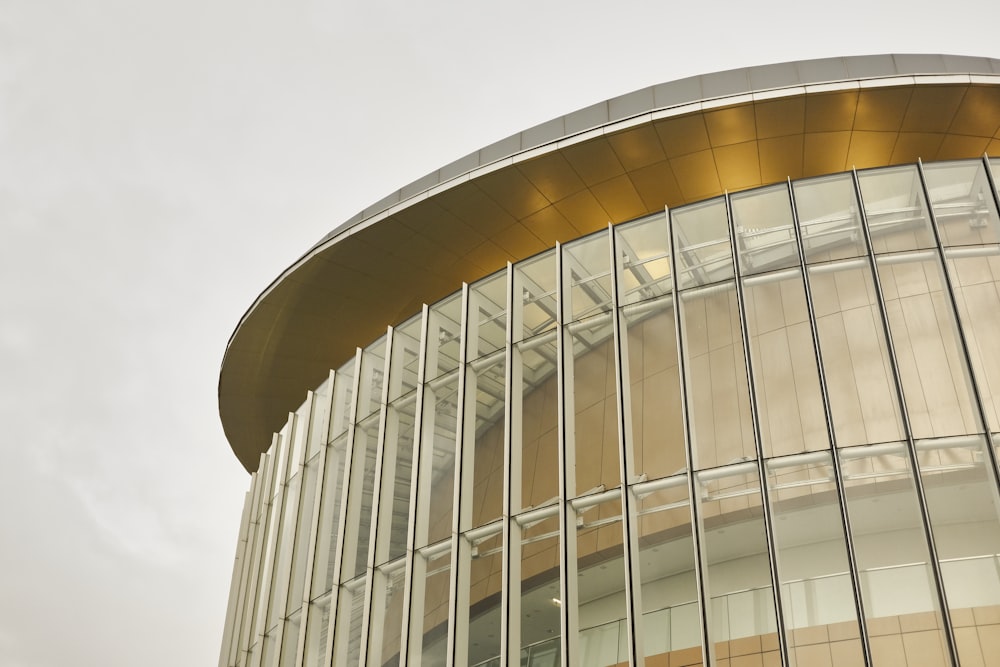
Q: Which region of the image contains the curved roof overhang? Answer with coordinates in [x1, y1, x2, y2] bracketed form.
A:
[221, 53, 1000, 471]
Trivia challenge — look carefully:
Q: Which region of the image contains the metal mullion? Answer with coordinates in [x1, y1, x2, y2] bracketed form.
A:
[445, 284, 471, 667]
[787, 178, 874, 667]
[556, 241, 579, 667]
[666, 205, 714, 667]
[221, 488, 255, 667]
[325, 349, 364, 667]
[609, 223, 644, 667]
[358, 327, 395, 667]
[231, 467, 263, 666]
[270, 401, 315, 667]
[724, 191, 791, 667]
[852, 167, 960, 667]
[501, 262, 518, 667]
[293, 371, 337, 667]
[237, 460, 267, 664]
[400, 305, 431, 667]
[923, 157, 1000, 490]
[248, 445, 280, 667]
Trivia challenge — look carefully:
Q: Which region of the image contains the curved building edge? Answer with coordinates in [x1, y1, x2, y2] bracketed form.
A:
[220, 53, 1000, 471]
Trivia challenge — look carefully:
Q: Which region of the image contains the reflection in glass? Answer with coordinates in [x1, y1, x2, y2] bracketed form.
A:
[923, 160, 1000, 247]
[428, 293, 463, 381]
[839, 444, 951, 667]
[632, 476, 702, 665]
[731, 184, 799, 276]
[387, 315, 422, 403]
[766, 453, 864, 666]
[743, 269, 829, 457]
[807, 260, 903, 447]
[696, 464, 778, 660]
[329, 359, 357, 442]
[680, 281, 755, 469]
[410, 541, 453, 666]
[562, 233, 613, 322]
[514, 508, 562, 665]
[875, 253, 979, 439]
[573, 491, 628, 667]
[792, 172, 866, 263]
[616, 212, 671, 306]
[515, 251, 558, 342]
[567, 313, 620, 495]
[416, 372, 460, 548]
[463, 351, 506, 528]
[357, 338, 387, 421]
[375, 398, 416, 565]
[467, 270, 507, 362]
[514, 332, 559, 511]
[672, 197, 733, 290]
[368, 561, 406, 667]
[458, 524, 503, 667]
[858, 165, 936, 253]
[342, 414, 381, 581]
[623, 296, 685, 481]
[311, 434, 349, 600]
[943, 247, 1000, 430]
[301, 592, 331, 667]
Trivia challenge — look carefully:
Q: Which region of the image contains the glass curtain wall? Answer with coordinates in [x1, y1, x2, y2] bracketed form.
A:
[221, 158, 1000, 667]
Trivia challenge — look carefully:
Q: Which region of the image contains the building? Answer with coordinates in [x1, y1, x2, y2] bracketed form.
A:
[217, 54, 1000, 667]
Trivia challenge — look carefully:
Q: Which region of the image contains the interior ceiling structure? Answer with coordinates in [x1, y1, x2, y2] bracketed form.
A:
[220, 54, 1000, 471]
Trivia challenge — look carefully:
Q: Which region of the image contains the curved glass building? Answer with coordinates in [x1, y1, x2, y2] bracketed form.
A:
[218, 55, 1000, 667]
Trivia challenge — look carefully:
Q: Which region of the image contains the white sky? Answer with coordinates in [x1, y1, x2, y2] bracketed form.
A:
[1, 1, 996, 665]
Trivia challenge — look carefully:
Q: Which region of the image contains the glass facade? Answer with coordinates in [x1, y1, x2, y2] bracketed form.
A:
[220, 158, 1000, 667]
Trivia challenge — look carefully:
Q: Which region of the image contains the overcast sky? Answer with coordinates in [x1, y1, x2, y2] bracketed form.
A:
[1, 1, 997, 665]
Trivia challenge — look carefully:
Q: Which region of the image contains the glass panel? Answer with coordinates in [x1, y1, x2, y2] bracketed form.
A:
[731, 183, 799, 276]
[330, 358, 357, 442]
[410, 541, 454, 666]
[468, 270, 508, 361]
[515, 250, 558, 342]
[679, 281, 755, 469]
[287, 400, 310, 480]
[672, 197, 733, 290]
[342, 413, 381, 581]
[287, 452, 320, 616]
[311, 434, 349, 600]
[332, 578, 367, 667]
[574, 492, 628, 667]
[308, 378, 332, 459]
[696, 464, 779, 661]
[428, 292, 464, 380]
[302, 592, 332, 667]
[567, 313, 620, 496]
[463, 350, 506, 529]
[875, 252, 979, 439]
[631, 476, 702, 665]
[916, 435, 1000, 661]
[839, 443, 951, 667]
[943, 247, 1000, 431]
[792, 172, 867, 263]
[766, 453, 864, 666]
[266, 472, 301, 630]
[514, 331, 559, 512]
[375, 397, 417, 565]
[416, 371, 460, 548]
[278, 608, 302, 667]
[807, 260, 904, 447]
[387, 314, 422, 403]
[858, 165, 936, 253]
[563, 231, 613, 322]
[368, 562, 407, 667]
[623, 295, 685, 481]
[923, 160, 1000, 247]
[357, 337, 388, 421]
[515, 508, 562, 664]
[615, 212, 671, 306]
[743, 269, 829, 457]
[459, 523, 503, 667]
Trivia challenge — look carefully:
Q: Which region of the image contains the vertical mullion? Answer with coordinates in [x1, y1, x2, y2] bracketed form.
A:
[293, 372, 337, 667]
[556, 242, 579, 667]
[400, 305, 431, 667]
[666, 205, 714, 667]
[609, 223, 644, 667]
[231, 466, 263, 666]
[501, 263, 518, 667]
[445, 284, 471, 667]
[851, 167, 960, 667]
[724, 191, 791, 667]
[221, 489, 255, 667]
[786, 178, 874, 667]
[326, 349, 364, 667]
